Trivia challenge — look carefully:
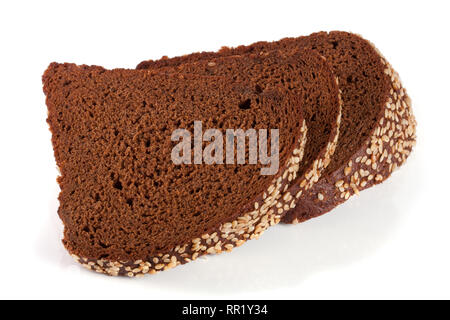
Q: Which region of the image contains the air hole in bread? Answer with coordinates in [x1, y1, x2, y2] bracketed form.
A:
[238, 99, 251, 110]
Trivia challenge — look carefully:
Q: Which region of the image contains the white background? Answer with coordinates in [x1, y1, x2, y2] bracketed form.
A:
[0, 0, 449, 300]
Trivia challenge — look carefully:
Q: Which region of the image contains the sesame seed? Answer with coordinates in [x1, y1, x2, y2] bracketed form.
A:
[344, 167, 351, 176]
[335, 180, 344, 187]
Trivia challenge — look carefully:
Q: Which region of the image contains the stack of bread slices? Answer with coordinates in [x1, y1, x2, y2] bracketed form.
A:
[43, 31, 416, 277]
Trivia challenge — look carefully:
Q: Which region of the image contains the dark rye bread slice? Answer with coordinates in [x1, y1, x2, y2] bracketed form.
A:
[140, 49, 343, 224]
[282, 32, 417, 223]
[43, 53, 315, 276]
[137, 31, 416, 224]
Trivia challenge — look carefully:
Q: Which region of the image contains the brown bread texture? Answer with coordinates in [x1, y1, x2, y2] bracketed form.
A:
[137, 31, 416, 224]
[42, 49, 337, 276]
[142, 49, 343, 220]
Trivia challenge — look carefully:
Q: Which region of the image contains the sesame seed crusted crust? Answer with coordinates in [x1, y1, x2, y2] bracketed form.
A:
[278, 84, 342, 210]
[283, 44, 417, 224]
[70, 120, 308, 277]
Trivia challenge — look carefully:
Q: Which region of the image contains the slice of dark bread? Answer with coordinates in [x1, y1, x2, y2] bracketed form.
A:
[140, 49, 343, 225]
[42, 49, 337, 277]
[137, 31, 416, 224]
[281, 32, 417, 223]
